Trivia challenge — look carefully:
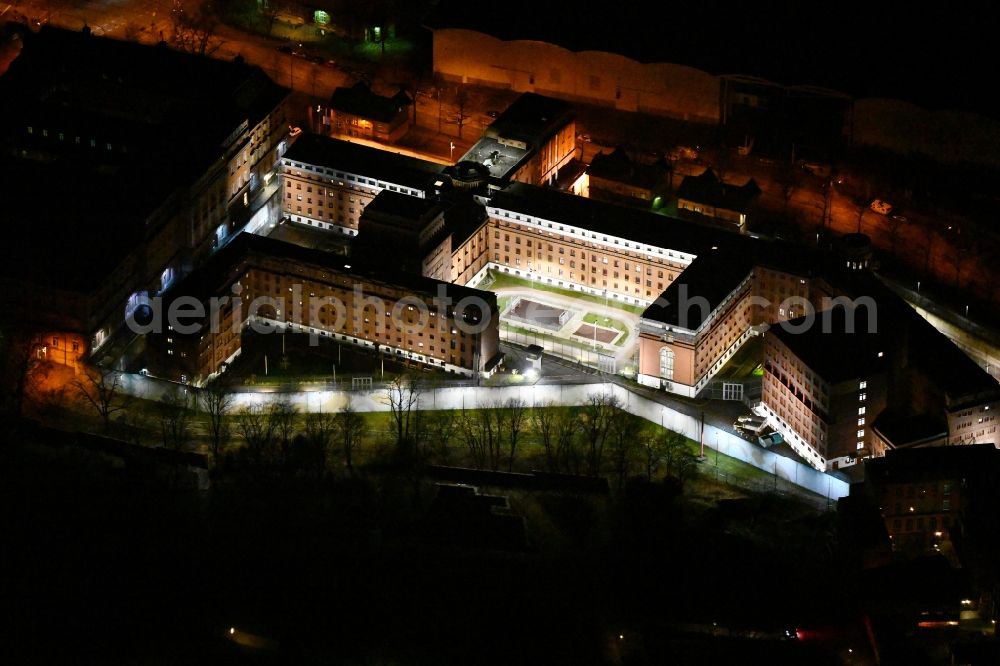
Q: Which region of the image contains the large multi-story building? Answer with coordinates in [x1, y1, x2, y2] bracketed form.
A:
[267, 128, 998, 473]
[455, 93, 577, 190]
[0, 26, 290, 359]
[279, 133, 444, 235]
[148, 234, 501, 383]
[760, 305, 889, 471]
[861, 445, 1000, 562]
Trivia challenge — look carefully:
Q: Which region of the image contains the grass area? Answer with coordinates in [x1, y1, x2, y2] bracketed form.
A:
[486, 272, 647, 316]
[582, 312, 630, 346]
[714, 335, 764, 381]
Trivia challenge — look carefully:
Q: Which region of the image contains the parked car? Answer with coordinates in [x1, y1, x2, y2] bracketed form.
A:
[869, 199, 893, 215]
[758, 432, 783, 448]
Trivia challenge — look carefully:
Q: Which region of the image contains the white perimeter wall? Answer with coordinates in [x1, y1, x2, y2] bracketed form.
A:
[121, 374, 849, 500]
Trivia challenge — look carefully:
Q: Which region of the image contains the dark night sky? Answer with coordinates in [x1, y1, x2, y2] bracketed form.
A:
[428, 1, 994, 116]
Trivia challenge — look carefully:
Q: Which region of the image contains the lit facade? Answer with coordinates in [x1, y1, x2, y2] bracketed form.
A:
[151, 235, 500, 384]
[760, 310, 889, 471]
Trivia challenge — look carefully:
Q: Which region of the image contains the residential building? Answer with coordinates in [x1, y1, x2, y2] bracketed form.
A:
[677, 168, 760, 230]
[326, 82, 412, 143]
[587, 147, 671, 206]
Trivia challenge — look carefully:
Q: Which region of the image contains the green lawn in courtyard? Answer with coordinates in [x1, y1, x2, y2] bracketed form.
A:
[582, 312, 631, 346]
[485, 273, 647, 316]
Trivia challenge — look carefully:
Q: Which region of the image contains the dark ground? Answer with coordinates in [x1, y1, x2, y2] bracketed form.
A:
[1, 424, 857, 665]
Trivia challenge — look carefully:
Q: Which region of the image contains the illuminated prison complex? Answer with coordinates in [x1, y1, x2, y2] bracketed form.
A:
[149, 234, 501, 382]
[275, 129, 998, 471]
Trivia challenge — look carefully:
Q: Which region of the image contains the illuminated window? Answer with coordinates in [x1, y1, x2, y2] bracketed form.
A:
[857, 429, 865, 438]
[859, 381, 867, 389]
[659, 346, 675, 380]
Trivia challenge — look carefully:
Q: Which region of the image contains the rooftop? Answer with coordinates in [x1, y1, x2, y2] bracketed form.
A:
[767, 305, 887, 384]
[486, 93, 573, 148]
[641, 254, 755, 330]
[588, 148, 670, 191]
[282, 133, 444, 192]
[487, 182, 749, 258]
[456, 137, 530, 182]
[362, 189, 442, 228]
[329, 82, 410, 123]
[677, 169, 761, 213]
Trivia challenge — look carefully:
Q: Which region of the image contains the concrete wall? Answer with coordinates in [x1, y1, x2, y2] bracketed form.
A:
[119, 374, 849, 500]
[433, 29, 720, 123]
[854, 98, 1000, 168]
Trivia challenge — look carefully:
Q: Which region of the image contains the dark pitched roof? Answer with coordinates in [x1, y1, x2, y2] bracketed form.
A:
[487, 182, 750, 258]
[641, 254, 755, 330]
[677, 169, 761, 213]
[329, 82, 410, 123]
[767, 305, 888, 384]
[283, 133, 444, 191]
[588, 148, 669, 191]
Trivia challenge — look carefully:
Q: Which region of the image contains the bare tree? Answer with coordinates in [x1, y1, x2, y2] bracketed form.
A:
[503, 397, 528, 472]
[639, 431, 670, 480]
[608, 411, 644, 491]
[158, 388, 193, 451]
[461, 403, 503, 470]
[169, 1, 224, 56]
[0, 327, 44, 417]
[580, 393, 619, 476]
[451, 85, 476, 140]
[235, 403, 277, 465]
[258, 1, 279, 36]
[334, 399, 365, 473]
[556, 409, 582, 474]
[200, 382, 234, 461]
[418, 409, 459, 464]
[302, 410, 335, 474]
[532, 402, 559, 472]
[73, 367, 131, 432]
[661, 431, 692, 479]
[271, 400, 298, 466]
[885, 215, 906, 256]
[386, 374, 421, 450]
[115, 405, 149, 446]
[775, 161, 799, 220]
